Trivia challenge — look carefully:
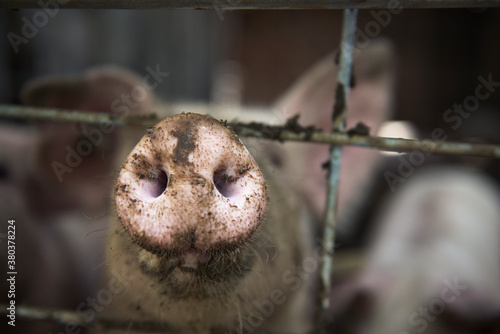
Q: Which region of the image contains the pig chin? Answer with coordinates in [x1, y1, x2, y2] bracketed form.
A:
[124, 229, 264, 300]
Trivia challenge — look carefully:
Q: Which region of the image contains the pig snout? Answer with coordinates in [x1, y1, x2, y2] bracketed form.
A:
[114, 113, 267, 258]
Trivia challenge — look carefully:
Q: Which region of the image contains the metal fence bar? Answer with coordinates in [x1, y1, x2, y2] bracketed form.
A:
[2, 104, 500, 158]
[3, 2, 499, 332]
[0, 104, 142, 126]
[1, 0, 499, 9]
[237, 126, 500, 158]
[0, 303, 185, 333]
[319, 8, 357, 328]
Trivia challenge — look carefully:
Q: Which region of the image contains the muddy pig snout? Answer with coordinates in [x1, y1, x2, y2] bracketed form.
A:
[114, 113, 267, 254]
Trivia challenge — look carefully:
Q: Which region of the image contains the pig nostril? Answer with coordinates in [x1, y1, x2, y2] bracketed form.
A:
[213, 169, 236, 198]
[149, 170, 169, 198]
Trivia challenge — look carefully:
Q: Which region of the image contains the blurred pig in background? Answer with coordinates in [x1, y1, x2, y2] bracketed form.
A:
[0, 67, 157, 334]
[330, 165, 500, 334]
[327, 103, 500, 333]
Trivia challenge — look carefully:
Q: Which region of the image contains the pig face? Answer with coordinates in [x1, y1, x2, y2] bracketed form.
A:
[113, 113, 268, 297]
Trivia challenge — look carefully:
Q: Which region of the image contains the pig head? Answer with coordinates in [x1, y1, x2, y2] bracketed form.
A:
[106, 113, 314, 334]
[103, 38, 397, 333]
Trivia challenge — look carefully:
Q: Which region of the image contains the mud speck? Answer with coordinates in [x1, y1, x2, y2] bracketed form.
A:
[171, 125, 198, 166]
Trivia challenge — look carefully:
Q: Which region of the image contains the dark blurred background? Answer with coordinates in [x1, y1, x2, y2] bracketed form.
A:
[1, 7, 500, 334]
[1, 8, 500, 132]
[3, 8, 500, 186]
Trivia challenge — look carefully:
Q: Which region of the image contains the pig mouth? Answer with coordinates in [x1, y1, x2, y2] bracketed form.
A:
[178, 250, 212, 270]
[129, 230, 266, 300]
[139, 246, 255, 279]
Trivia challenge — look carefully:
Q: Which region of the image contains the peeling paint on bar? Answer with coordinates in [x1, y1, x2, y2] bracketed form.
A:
[239, 127, 500, 158]
[0, 104, 156, 127]
[319, 8, 358, 328]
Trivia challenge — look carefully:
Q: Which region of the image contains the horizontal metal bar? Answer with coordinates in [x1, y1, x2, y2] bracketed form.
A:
[0, 303, 187, 333]
[1, 0, 499, 9]
[1, 104, 500, 158]
[0, 104, 146, 126]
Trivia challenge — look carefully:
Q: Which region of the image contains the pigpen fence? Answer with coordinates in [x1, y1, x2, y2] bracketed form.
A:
[1, 1, 500, 333]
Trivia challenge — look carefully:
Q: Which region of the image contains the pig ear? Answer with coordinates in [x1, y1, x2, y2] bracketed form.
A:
[345, 38, 396, 132]
[269, 38, 396, 235]
[274, 37, 396, 132]
[21, 66, 155, 115]
[21, 74, 82, 109]
[272, 50, 337, 130]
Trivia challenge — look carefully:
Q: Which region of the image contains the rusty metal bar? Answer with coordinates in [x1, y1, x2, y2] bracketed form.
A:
[237, 126, 500, 158]
[1, 0, 499, 9]
[319, 8, 357, 329]
[0, 303, 186, 333]
[0, 104, 149, 126]
[2, 104, 500, 158]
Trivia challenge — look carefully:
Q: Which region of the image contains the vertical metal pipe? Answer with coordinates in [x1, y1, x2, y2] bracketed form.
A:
[319, 8, 358, 326]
